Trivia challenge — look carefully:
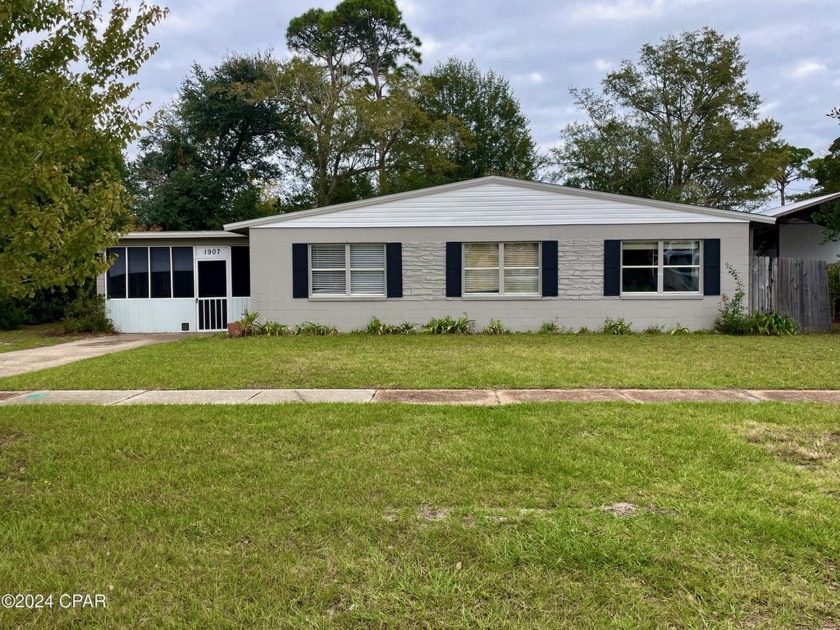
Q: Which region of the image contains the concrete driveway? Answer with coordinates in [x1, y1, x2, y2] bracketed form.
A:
[0, 334, 187, 378]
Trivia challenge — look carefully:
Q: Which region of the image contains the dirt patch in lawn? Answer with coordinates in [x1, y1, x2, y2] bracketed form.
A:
[0, 392, 19, 401]
[741, 422, 840, 468]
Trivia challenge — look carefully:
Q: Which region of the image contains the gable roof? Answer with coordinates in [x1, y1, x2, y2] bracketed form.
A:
[755, 191, 840, 219]
[225, 176, 775, 231]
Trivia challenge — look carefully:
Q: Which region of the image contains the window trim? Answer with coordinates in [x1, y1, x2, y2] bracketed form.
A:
[309, 243, 387, 298]
[462, 241, 542, 297]
[620, 240, 703, 296]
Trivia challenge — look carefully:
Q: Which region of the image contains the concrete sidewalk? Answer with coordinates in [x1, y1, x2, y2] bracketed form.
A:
[0, 334, 187, 378]
[2, 388, 840, 405]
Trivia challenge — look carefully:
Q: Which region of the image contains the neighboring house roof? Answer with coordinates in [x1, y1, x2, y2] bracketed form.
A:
[224, 176, 775, 232]
[755, 191, 840, 219]
[121, 231, 247, 240]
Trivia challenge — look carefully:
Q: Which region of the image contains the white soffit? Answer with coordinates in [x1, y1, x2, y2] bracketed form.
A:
[245, 180, 766, 229]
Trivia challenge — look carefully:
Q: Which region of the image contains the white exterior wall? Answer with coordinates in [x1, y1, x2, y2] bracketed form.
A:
[250, 223, 749, 332]
[780, 223, 840, 262]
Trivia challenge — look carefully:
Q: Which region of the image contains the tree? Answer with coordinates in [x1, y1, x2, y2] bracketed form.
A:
[130, 54, 295, 230]
[807, 108, 840, 240]
[419, 58, 541, 183]
[771, 144, 813, 205]
[0, 1, 166, 298]
[552, 28, 783, 211]
[279, 0, 424, 206]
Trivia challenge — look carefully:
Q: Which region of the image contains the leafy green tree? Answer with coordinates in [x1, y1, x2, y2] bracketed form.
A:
[0, 1, 166, 298]
[280, 0, 424, 206]
[807, 109, 840, 241]
[130, 54, 294, 230]
[552, 28, 783, 211]
[420, 58, 541, 183]
[771, 144, 813, 205]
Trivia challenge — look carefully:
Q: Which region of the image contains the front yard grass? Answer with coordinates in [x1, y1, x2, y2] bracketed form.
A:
[1, 333, 839, 390]
[0, 323, 86, 354]
[0, 402, 838, 628]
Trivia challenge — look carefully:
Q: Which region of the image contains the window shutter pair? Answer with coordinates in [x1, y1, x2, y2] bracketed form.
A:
[445, 241, 559, 298]
[602, 239, 721, 296]
[292, 243, 403, 298]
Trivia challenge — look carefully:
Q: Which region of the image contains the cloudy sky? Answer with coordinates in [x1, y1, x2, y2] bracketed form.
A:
[134, 0, 839, 196]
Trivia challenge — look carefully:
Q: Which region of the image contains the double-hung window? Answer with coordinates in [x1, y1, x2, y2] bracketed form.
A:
[310, 244, 385, 296]
[621, 240, 701, 294]
[464, 242, 540, 295]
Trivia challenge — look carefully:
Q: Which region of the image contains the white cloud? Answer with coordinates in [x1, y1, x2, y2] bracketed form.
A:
[529, 72, 544, 83]
[594, 58, 613, 71]
[570, 0, 665, 22]
[420, 37, 441, 57]
[790, 60, 828, 78]
[397, 0, 419, 19]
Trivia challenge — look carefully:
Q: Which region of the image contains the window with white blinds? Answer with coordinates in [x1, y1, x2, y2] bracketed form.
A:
[464, 242, 540, 295]
[310, 244, 385, 296]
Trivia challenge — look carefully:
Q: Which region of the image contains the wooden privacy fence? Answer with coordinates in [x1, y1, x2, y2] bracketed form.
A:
[749, 257, 832, 333]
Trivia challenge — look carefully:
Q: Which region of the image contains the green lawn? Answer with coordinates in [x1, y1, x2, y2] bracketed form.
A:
[2, 333, 840, 390]
[0, 402, 838, 628]
[0, 323, 86, 354]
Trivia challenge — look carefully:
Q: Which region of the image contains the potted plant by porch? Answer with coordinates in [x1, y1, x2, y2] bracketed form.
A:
[228, 310, 259, 338]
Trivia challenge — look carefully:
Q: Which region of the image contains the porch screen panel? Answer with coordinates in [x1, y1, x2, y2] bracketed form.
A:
[106, 247, 127, 299]
[127, 247, 149, 298]
[172, 247, 195, 298]
[150, 247, 172, 298]
[231, 246, 250, 297]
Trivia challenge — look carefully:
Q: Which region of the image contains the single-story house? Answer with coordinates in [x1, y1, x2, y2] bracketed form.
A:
[98, 176, 777, 333]
[751, 191, 840, 262]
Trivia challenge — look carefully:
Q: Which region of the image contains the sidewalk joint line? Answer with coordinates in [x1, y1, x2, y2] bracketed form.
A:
[110, 390, 147, 406]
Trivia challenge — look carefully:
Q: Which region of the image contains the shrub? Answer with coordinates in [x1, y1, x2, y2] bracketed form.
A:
[576, 326, 590, 334]
[482, 319, 510, 335]
[747, 312, 796, 336]
[422, 315, 474, 334]
[539, 319, 561, 334]
[0, 297, 26, 330]
[62, 294, 114, 334]
[256, 320, 290, 336]
[643, 324, 663, 335]
[603, 317, 632, 335]
[366, 317, 416, 335]
[714, 264, 750, 334]
[670, 323, 690, 335]
[296, 322, 339, 336]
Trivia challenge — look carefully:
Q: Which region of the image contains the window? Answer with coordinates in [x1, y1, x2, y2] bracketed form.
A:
[310, 244, 385, 296]
[106, 246, 195, 299]
[621, 240, 701, 294]
[464, 242, 540, 295]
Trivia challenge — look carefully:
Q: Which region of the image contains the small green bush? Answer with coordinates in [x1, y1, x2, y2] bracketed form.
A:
[62, 294, 114, 334]
[715, 264, 750, 334]
[643, 324, 663, 335]
[747, 312, 797, 336]
[670, 324, 690, 335]
[0, 297, 26, 331]
[366, 317, 416, 335]
[576, 326, 590, 334]
[422, 315, 474, 334]
[482, 319, 510, 335]
[603, 317, 632, 335]
[256, 320, 290, 336]
[237, 310, 260, 336]
[539, 319, 561, 334]
[296, 322, 339, 336]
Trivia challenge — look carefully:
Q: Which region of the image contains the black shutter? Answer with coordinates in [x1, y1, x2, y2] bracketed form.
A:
[292, 243, 308, 298]
[703, 239, 721, 296]
[386, 242, 402, 298]
[541, 241, 559, 297]
[445, 242, 462, 297]
[604, 240, 621, 296]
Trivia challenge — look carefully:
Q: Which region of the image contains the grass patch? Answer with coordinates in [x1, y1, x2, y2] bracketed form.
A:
[2, 333, 840, 390]
[0, 402, 838, 627]
[0, 323, 86, 354]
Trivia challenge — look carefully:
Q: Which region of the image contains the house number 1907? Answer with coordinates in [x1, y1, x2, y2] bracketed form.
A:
[203, 248, 222, 255]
